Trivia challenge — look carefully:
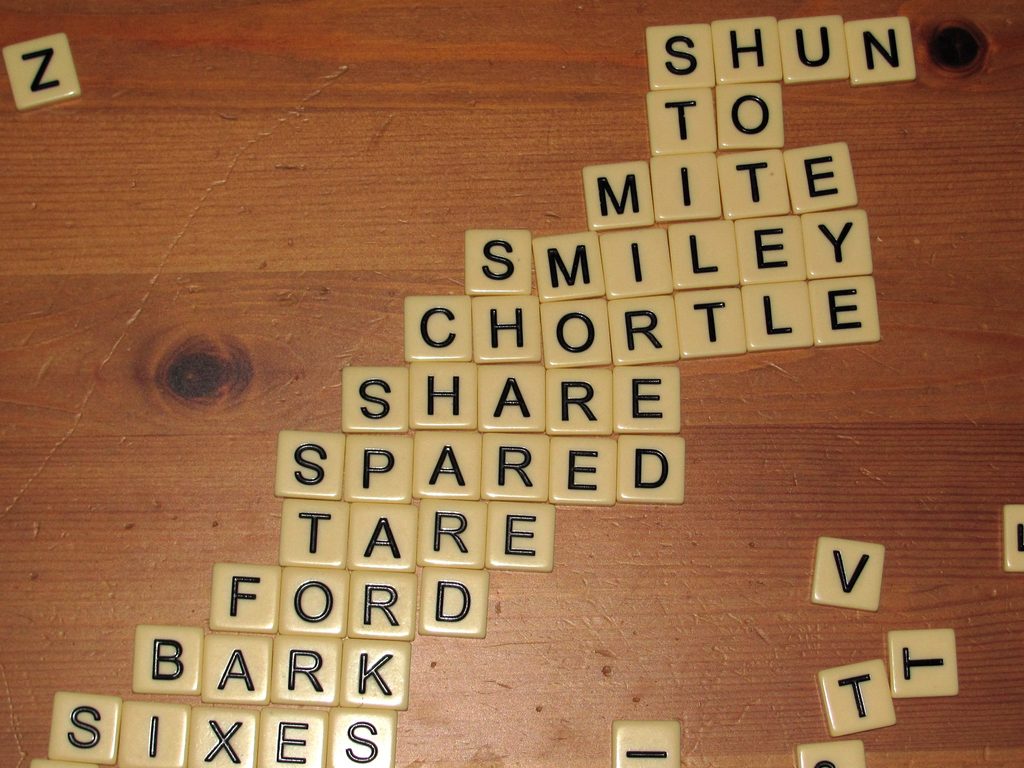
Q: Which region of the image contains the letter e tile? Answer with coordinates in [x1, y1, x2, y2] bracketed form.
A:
[811, 536, 885, 611]
[817, 659, 896, 736]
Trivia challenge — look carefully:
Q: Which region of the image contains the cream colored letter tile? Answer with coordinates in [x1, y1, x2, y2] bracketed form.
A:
[779, 16, 850, 84]
[409, 362, 478, 430]
[533, 231, 606, 301]
[718, 149, 790, 220]
[811, 536, 885, 611]
[611, 720, 680, 768]
[846, 17, 916, 86]
[669, 219, 740, 290]
[608, 295, 680, 365]
[817, 659, 896, 736]
[417, 498, 488, 568]
[477, 363, 546, 432]
[278, 566, 350, 637]
[650, 152, 722, 222]
[616, 435, 685, 504]
[342, 434, 414, 504]
[612, 365, 681, 433]
[3, 33, 80, 111]
[48, 691, 121, 765]
[279, 498, 349, 568]
[583, 160, 656, 231]
[201, 633, 272, 705]
[735, 215, 806, 285]
[646, 87, 717, 156]
[464, 229, 533, 295]
[418, 566, 490, 638]
[741, 281, 813, 351]
[545, 367, 613, 435]
[403, 295, 473, 362]
[340, 639, 412, 710]
[119, 701, 190, 768]
[347, 502, 418, 573]
[210, 563, 281, 633]
[1004, 503, 1024, 572]
[795, 739, 865, 768]
[187, 706, 259, 768]
[600, 227, 674, 299]
[549, 436, 617, 506]
[481, 433, 551, 502]
[809, 275, 881, 347]
[711, 17, 782, 83]
[802, 209, 873, 279]
[348, 571, 418, 642]
[413, 430, 482, 500]
[715, 82, 784, 150]
[270, 635, 343, 706]
[485, 501, 556, 572]
[675, 287, 748, 359]
[328, 708, 397, 768]
[646, 24, 715, 89]
[785, 142, 858, 214]
[275, 430, 345, 501]
[257, 707, 327, 768]
[341, 366, 410, 433]
[471, 295, 543, 364]
[540, 298, 612, 368]
[888, 628, 958, 698]
[132, 624, 204, 696]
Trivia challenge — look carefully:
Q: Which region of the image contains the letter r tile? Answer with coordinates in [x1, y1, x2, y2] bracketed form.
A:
[811, 536, 885, 611]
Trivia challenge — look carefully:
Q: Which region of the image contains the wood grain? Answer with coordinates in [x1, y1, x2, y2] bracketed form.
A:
[1, 1, 1022, 766]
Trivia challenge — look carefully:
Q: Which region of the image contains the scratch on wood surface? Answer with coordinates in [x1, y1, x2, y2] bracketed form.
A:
[0, 661, 27, 767]
[767, 361, 797, 381]
[1, 66, 350, 520]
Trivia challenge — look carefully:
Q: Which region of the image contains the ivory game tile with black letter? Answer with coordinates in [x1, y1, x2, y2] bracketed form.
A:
[418, 566, 490, 638]
[582, 160, 656, 231]
[612, 719, 680, 768]
[275, 430, 345, 501]
[409, 361, 478, 430]
[600, 227, 674, 299]
[549, 436, 617, 506]
[3, 33, 80, 111]
[715, 82, 784, 150]
[710, 16, 783, 84]
[817, 659, 896, 736]
[416, 498, 488, 568]
[887, 628, 959, 698]
[270, 635, 343, 707]
[481, 432, 552, 503]
[646, 24, 716, 89]
[540, 298, 612, 369]
[795, 739, 865, 768]
[616, 435, 685, 504]
[347, 502, 418, 573]
[403, 295, 473, 362]
[342, 434, 414, 504]
[279, 498, 350, 568]
[327, 708, 397, 768]
[339, 639, 412, 710]
[608, 294, 680, 365]
[808, 276, 881, 347]
[1004, 503, 1024, 572]
[845, 17, 916, 86]
[201, 633, 272, 705]
[650, 152, 722, 222]
[734, 215, 806, 285]
[471, 295, 543, 364]
[740, 280, 814, 351]
[278, 565, 350, 637]
[47, 691, 122, 765]
[209, 563, 282, 633]
[342, 366, 410, 433]
[187, 706, 259, 768]
[811, 536, 885, 611]
[464, 229, 533, 295]
[257, 707, 328, 768]
[668, 219, 740, 291]
[675, 287, 748, 359]
[412, 430, 482, 500]
[347, 570, 418, 642]
[477, 363, 546, 432]
[532, 231, 606, 302]
[132, 624, 204, 696]
[612, 364, 681, 433]
[718, 149, 790, 220]
[646, 87, 717, 156]
[545, 367, 613, 435]
[802, 209, 873, 279]
[485, 501, 556, 572]
[778, 16, 850, 84]
[118, 700, 191, 768]
[784, 142, 857, 214]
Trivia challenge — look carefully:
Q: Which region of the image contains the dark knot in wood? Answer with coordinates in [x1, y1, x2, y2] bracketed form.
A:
[155, 334, 252, 406]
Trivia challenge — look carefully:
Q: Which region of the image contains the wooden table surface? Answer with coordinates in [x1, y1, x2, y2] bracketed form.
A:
[2, 1, 1022, 766]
